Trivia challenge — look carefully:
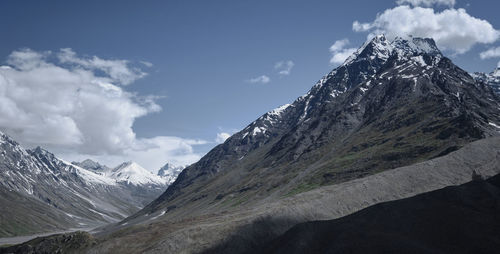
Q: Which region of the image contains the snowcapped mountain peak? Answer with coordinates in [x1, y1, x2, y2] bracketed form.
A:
[0, 131, 20, 147]
[110, 161, 166, 186]
[344, 35, 441, 68]
[493, 67, 500, 77]
[31, 146, 54, 158]
[392, 36, 441, 56]
[344, 34, 393, 66]
[157, 163, 185, 185]
[472, 67, 500, 95]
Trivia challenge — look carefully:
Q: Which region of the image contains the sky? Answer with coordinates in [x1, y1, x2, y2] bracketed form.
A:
[0, 0, 499, 172]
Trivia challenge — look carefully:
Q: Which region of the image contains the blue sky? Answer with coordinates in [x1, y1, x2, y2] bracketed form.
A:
[1, 0, 499, 171]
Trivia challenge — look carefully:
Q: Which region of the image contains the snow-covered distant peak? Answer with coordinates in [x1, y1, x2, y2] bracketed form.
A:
[493, 68, 500, 77]
[471, 68, 500, 95]
[110, 161, 166, 186]
[157, 163, 185, 185]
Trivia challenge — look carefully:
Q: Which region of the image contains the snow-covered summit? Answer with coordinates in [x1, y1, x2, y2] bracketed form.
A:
[110, 161, 167, 186]
[392, 36, 441, 56]
[344, 34, 394, 66]
[229, 35, 445, 145]
[344, 34, 441, 67]
[157, 163, 185, 185]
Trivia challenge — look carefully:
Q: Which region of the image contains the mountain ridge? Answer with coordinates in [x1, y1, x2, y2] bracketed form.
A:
[133, 34, 499, 221]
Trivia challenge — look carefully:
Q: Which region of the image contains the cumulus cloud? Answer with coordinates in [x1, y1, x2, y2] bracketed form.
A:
[215, 132, 231, 143]
[247, 75, 270, 84]
[396, 0, 455, 7]
[329, 39, 358, 65]
[352, 6, 500, 54]
[58, 48, 146, 85]
[0, 48, 205, 172]
[274, 60, 294, 76]
[480, 46, 500, 59]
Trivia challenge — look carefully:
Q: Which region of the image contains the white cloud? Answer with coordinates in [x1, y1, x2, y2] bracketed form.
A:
[140, 61, 153, 67]
[215, 132, 231, 143]
[58, 48, 146, 85]
[0, 48, 205, 172]
[396, 0, 455, 7]
[480, 46, 500, 59]
[274, 60, 294, 76]
[352, 6, 500, 54]
[352, 21, 373, 32]
[247, 75, 270, 84]
[329, 39, 357, 65]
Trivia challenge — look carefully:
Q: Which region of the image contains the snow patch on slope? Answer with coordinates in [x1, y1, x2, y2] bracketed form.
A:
[64, 161, 117, 186]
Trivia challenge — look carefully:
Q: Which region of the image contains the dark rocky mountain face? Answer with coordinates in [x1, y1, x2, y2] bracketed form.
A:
[131, 35, 499, 221]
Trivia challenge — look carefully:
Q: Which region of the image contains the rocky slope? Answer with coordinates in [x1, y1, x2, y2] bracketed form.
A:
[80, 35, 500, 253]
[255, 173, 500, 254]
[128, 35, 500, 223]
[0, 132, 168, 237]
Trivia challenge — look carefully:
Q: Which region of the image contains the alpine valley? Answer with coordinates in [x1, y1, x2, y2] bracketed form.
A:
[0, 131, 183, 238]
[2, 35, 500, 253]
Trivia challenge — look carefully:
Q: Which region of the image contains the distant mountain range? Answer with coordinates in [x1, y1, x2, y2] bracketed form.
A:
[0, 131, 183, 237]
[472, 67, 500, 95]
